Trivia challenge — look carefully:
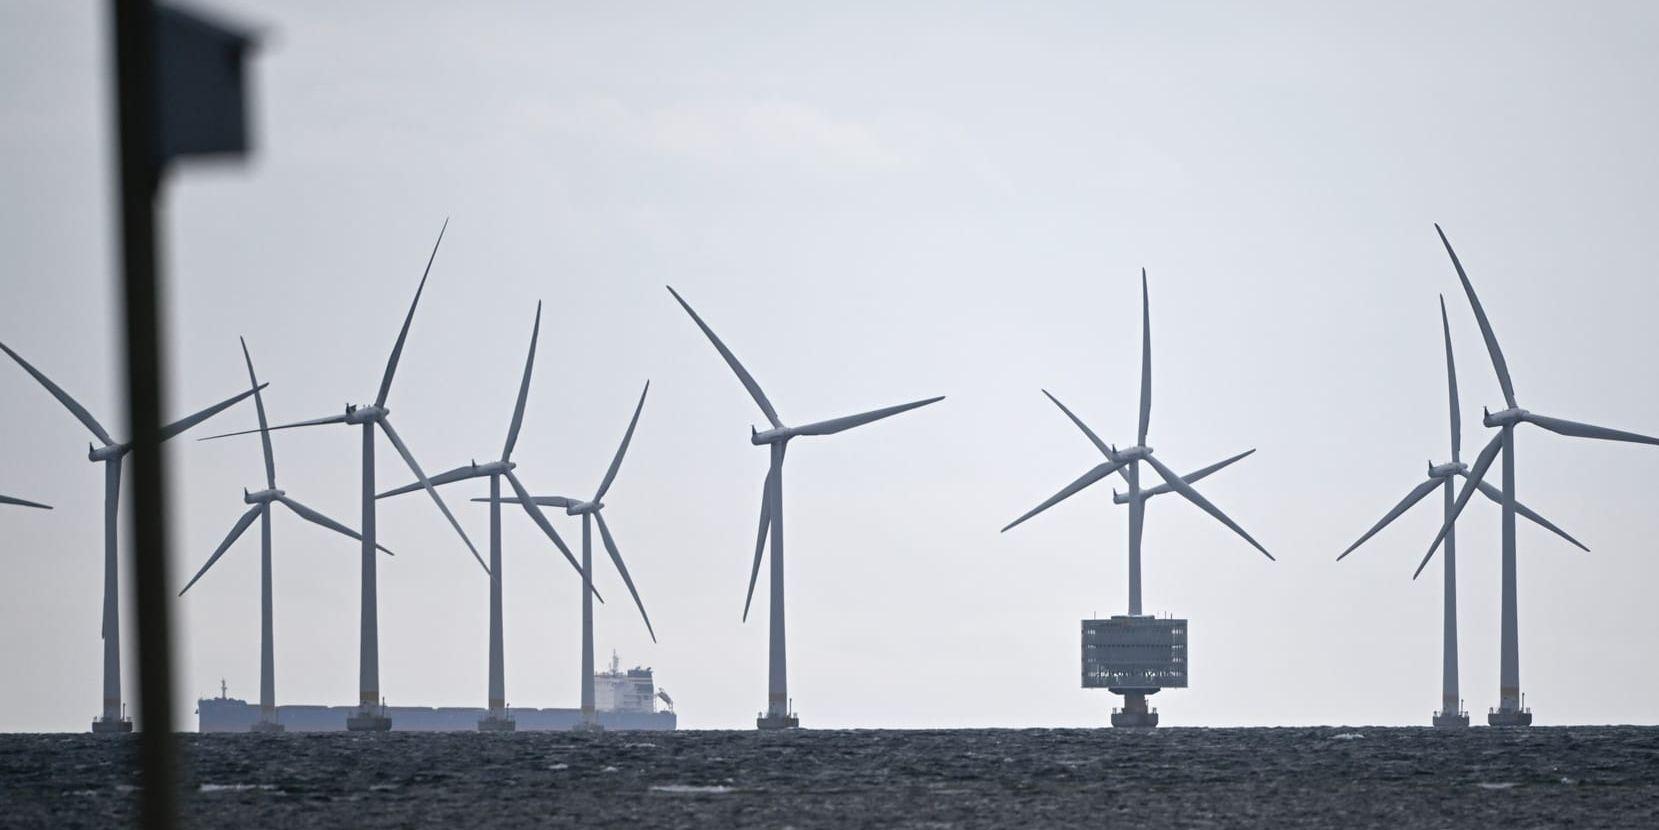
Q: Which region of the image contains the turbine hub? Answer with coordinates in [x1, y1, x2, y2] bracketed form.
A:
[1484, 407, 1528, 428]
[345, 404, 387, 425]
[244, 487, 286, 504]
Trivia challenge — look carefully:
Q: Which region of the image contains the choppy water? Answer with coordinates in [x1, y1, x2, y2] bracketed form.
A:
[4, 727, 1657, 828]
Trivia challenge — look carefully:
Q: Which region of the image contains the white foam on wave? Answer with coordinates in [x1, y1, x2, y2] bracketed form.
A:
[651, 784, 735, 795]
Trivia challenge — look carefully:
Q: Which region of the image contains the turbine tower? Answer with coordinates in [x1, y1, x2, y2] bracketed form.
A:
[178, 338, 392, 732]
[667, 285, 944, 730]
[377, 302, 598, 732]
[1001, 270, 1272, 728]
[0, 340, 261, 733]
[1336, 298, 1585, 728]
[204, 219, 487, 731]
[1416, 225, 1659, 726]
[481, 382, 656, 731]
[0, 495, 50, 509]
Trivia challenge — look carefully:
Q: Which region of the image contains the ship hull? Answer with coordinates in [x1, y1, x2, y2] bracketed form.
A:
[198, 697, 675, 733]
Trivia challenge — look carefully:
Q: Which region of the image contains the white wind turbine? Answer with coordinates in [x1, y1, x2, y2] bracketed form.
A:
[1001, 270, 1272, 725]
[203, 219, 486, 730]
[1415, 224, 1659, 726]
[480, 382, 655, 730]
[178, 338, 393, 732]
[0, 339, 262, 732]
[668, 285, 944, 729]
[1337, 297, 1584, 728]
[376, 302, 599, 731]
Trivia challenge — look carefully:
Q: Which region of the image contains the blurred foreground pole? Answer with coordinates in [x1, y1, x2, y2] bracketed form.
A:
[111, 2, 255, 826]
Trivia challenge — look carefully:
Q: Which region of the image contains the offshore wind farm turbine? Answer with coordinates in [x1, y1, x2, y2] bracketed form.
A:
[178, 339, 393, 732]
[377, 302, 600, 731]
[0, 340, 261, 733]
[667, 285, 944, 730]
[1001, 270, 1272, 728]
[1336, 297, 1585, 728]
[479, 382, 656, 731]
[204, 220, 487, 731]
[1416, 224, 1659, 726]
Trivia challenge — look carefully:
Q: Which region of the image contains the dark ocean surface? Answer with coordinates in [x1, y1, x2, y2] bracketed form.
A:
[4, 727, 1658, 828]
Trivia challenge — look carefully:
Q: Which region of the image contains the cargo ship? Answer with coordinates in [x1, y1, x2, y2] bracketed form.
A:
[197, 654, 675, 732]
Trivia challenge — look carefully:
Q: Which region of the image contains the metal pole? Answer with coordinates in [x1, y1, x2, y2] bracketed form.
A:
[112, 0, 177, 825]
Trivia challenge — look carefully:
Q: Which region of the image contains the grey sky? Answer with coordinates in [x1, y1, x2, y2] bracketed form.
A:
[4, 1, 1659, 730]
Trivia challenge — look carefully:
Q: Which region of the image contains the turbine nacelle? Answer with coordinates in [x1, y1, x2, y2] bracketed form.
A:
[751, 425, 792, 445]
[1427, 461, 1467, 479]
[469, 460, 516, 476]
[88, 442, 127, 462]
[1115, 445, 1153, 462]
[243, 487, 286, 505]
[1484, 406, 1528, 428]
[564, 499, 603, 516]
[345, 404, 387, 425]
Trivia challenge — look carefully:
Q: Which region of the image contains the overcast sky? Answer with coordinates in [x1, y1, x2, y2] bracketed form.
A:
[5, 1, 1659, 731]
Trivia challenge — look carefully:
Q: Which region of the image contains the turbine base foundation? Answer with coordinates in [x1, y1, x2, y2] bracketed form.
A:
[757, 713, 800, 730]
[90, 717, 133, 735]
[1432, 711, 1470, 729]
[1487, 708, 1532, 727]
[477, 715, 516, 733]
[346, 709, 392, 732]
[1111, 692, 1159, 728]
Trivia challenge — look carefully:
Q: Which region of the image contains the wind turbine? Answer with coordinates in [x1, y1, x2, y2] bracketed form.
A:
[203, 219, 487, 731]
[1336, 297, 1585, 728]
[667, 285, 944, 730]
[478, 382, 656, 731]
[376, 302, 599, 731]
[1414, 225, 1659, 726]
[0, 495, 50, 509]
[1001, 270, 1271, 727]
[0, 340, 262, 733]
[177, 338, 392, 732]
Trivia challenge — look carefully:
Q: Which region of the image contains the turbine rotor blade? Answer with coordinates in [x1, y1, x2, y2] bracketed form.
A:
[501, 301, 541, 462]
[379, 417, 487, 575]
[240, 337, 276, 488]
[1336, 477, 1440, 561]
[665, 285, 783, 429]
[1440, 295, 1461, 463]
[1414, 431, 1504, 579]
[278, 495, 393, 556]
[790, 395, 944, 438]
[1143, 453, 1273, 560]
[743, 464, 775, 623]
[1138, 449, 1256, 500]
[503, 470, 600, 601]
[1041, 390, 1116, 461]
[0, 340, 113, 445]
[376, 218, 448, 408]
[1435, 224, 1516, 408]
[1464, 477, 1590, 552]
[377, 463, 490, 500]
[1138, 268, 1152, 446]
[594, 381, 649, 502]
[161, 384, 267, 443]
[469, 494, 575, 508]
[179, 505, 261, 595]
[1002, 460, 1124, 533]
[594, 511, 655, 643]
[0, 495, 51, 509]
[1523, 412, 1659, 447]
[197, 411, 349, 441]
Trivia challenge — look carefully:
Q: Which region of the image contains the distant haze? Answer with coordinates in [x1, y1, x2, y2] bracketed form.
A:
[4, 1, 1659, 730]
